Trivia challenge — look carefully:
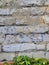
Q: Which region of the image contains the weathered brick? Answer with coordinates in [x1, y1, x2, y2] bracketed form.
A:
[0, 53, 15, 61]
[0, 0, 45, 7]
[0, 16, 46, 26]
[2, 43, 45, 52]
[4, 34, 42, 44]
[13, 0, 45, 6]
[0, 24, 48, 34]
[16, 34, 42, 43]
[12, 7, 46, 16]
[0, 16, 44, 25]
[2, 43, 36, 52]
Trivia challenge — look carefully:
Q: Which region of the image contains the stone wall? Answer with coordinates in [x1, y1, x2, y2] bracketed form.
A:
[0, 0, 49, 61]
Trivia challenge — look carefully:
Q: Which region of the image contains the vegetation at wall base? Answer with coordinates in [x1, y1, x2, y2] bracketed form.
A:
[4, 56, 49, 65]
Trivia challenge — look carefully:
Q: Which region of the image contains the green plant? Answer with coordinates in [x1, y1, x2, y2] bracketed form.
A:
[13, 56, 30, 65]
[4, 56, 49, 65]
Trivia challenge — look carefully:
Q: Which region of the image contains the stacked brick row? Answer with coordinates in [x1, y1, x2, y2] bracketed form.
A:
[0, 0, 49, 61]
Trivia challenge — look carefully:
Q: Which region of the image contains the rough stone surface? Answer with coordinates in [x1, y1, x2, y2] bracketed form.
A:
[2, 43, 46, 52]
[12, 7, 46, 16]
[0, 0, 49, 60]
[0, 24, 48, 34]
[2, 43, 36, 52]
[0, 16, 44, 25]
[12, 0, 45, 6]
[16, 34, 42, 43]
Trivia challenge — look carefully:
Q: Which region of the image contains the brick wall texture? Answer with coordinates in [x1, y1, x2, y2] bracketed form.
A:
[0, 0, 49, 61]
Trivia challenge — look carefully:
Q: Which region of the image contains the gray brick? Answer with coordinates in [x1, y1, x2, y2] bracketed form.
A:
[0, 16, 46, 26]
[13, 0, 44, 6]
[0, 16, 44, 25]
[16, 34, 42, 43]
[2, 43, 46, 52]
[2, 43, 36, 52]
[0, 24, 48, 34]
[12, 7, 46, 16]
[3, 34, 42, 44]
[0, 0, 45, 7]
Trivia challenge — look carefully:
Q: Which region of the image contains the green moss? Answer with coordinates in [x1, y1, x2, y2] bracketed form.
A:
[4, 56, 49, 65]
